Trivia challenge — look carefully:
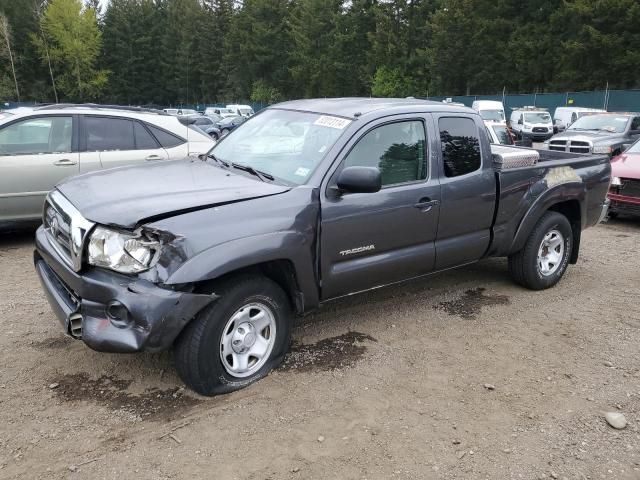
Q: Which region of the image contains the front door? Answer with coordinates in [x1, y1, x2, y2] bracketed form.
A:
[0, 115, 77, 222]
[320, 117, 441, 300]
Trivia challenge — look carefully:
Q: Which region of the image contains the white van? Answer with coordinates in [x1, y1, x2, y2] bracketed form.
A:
[509, 107, 554, 141]
[472, 100, 506, 122]
[226, 104, 255, 118]
[553, 107, 606, 132]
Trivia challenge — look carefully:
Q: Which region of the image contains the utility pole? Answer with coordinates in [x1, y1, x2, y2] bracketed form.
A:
[0, 14, 20, 102]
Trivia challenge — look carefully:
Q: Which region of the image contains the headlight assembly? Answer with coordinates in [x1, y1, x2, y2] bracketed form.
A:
[87, 226, 160, 274]
[592, 145, 612, 154]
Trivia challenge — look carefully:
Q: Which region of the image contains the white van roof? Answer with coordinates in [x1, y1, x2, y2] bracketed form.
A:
[473, 100, 504, 109]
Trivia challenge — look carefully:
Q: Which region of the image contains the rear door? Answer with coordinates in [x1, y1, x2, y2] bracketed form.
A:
[0, 115, 78, 222]
[80, 115, 168, 171]
[432, 114, 496, 269]
[320, 116, 441, 299]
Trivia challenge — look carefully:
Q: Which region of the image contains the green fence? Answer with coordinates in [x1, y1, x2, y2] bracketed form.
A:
[424, 89, 640, 116]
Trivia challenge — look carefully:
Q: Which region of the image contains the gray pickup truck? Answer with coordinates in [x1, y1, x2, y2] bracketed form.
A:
[34, 98, 610, 395]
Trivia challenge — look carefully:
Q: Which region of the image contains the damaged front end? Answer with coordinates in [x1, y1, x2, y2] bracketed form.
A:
[35, 220, 216, 353]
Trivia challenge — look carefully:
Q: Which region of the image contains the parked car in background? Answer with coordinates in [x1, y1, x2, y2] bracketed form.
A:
[509, 107, 554, 142]
[34, 98, 610, 395]
[608, 138, 640, 218]
[484, 121, 514, 145]
[0, 104, 214, 227]
[554, 107, 606, 132]
[179, 114, 222, 140]
[216, 115, 246, 136]
[547, 113, 640, 157]
[163, 108, 199, 116]
[472, 100, 506, 122]
[226, 104, 255, 118]
[205, 107, 237, 119]
[204, 112, 223, 123]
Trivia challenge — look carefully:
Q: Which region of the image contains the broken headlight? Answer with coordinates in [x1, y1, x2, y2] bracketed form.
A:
[87, 226, 160, 274]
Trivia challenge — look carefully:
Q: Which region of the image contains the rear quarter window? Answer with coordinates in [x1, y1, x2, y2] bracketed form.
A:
[438, 117, 482, 178]
[147, 124, 185, 148]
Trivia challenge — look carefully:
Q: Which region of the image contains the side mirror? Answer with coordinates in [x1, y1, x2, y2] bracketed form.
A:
[517, 119, 523, 125]
[336, 166, 381, 194]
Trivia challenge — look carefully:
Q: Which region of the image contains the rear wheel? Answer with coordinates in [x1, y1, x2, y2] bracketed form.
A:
[210, 132, 219, 141]
[221, 128, 229, 137]
[508, 211, 573, 290]
[174, 275, 291, 396]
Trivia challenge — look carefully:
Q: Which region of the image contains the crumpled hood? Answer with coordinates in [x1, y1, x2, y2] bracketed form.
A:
[611, 152, 640, 180]
[552, 130, 624, 144]
[56, 159, 290, 229]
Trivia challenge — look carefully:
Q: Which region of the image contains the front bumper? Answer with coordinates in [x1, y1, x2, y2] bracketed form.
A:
[608, 193, 640, 217]
[521, 131, 554, 141]
[34, 226, 216, 353]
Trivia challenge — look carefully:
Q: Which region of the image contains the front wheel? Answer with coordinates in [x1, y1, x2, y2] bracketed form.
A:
[508, 211, 573, 290]
[174, 275, 291, 396]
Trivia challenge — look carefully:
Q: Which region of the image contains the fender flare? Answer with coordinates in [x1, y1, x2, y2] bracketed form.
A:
[508, 182, 585, 256]
[166, 231, 320, 310]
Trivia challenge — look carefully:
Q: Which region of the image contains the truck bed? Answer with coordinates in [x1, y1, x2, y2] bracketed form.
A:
[488, 149, 611, 257]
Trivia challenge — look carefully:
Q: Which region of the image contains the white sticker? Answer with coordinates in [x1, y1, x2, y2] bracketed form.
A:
[615, 117, 628, 122]
[318, 145, 327, 153]
[314, 115, 351, 129]
[294, 167, 310, 177]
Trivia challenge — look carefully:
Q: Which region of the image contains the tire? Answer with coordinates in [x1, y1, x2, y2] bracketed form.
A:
[174, 275, 291, 396]
[210, 132, 219, 141]
[608, 211, 618, 220]
[508, 211, 573, 290]
[221, 128, 229, 137]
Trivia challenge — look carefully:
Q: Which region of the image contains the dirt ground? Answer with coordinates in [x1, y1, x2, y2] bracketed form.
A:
[0, 219, 639, 480]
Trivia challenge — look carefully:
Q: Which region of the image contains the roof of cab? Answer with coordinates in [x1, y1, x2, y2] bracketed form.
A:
[271, 97, 475, 118]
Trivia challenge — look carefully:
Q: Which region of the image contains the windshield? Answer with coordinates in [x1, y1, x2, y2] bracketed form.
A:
[492, 125, 513, 145]
[480, 109, 505, 122]
[212, 109, 350, 184]
[626, 139, 640, 153]
[568, 114, 629, 133]
[524, 112, 551, 124]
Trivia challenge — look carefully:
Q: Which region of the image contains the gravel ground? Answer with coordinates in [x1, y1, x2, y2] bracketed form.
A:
[0, 219, 639, 480]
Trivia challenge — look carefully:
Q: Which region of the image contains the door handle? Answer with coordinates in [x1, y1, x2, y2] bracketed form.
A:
[53, 159, 77, 166]
[414, 198, 440, 212]
[145, 155, 163, 161]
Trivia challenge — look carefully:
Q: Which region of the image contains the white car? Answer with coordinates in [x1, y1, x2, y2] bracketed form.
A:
[163, 108, 199, 116]
[553, 107, 606, 132]
[484, 121, 515, 145]
[509, 107, 554, 142]
[226, 104, 255, 118]
[0, 104, 214, 225]
[472, 100, 506, 122]
[205, 107, 238, 119]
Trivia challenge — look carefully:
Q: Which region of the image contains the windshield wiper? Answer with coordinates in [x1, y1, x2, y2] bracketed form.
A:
[207, 153, 229, 168]
[231, 162, 274, 182]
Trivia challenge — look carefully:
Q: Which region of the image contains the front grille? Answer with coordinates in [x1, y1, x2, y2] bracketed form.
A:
[43, 190, 94, 272]
[44, 202, 73, 259]
[549, 139, 591, 153]
[532, 127, 548, 133]
[549, 140, 566, 152]
[620, 179, 640, 198]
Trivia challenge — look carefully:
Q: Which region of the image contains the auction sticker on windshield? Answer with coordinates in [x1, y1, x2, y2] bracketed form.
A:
[314, 116, 351, 129]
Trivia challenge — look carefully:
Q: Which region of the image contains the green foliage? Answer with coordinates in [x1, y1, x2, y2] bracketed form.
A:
[250, 79, 282, 104]
[1, 0, 639, 104]
[35, 0, 108, 100]
[371, 66, 413, 97]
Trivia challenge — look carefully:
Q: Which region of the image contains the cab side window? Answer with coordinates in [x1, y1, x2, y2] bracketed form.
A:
[343, 121, 427, 186]
[438, 117, 482, 178]
[631, 117, 640, 131]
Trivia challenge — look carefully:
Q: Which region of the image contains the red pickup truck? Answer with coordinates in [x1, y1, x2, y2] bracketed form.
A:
[609, 139, 640, 217]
